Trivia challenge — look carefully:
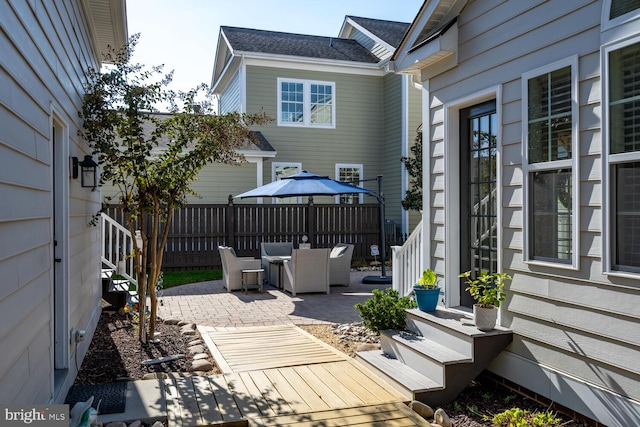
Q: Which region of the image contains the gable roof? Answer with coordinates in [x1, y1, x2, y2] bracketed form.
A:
[221, 26, 380, 63]
[345, 16, 410, 49]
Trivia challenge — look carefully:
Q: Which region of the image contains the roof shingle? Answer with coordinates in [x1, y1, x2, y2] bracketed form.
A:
[222, 26, 380, 63]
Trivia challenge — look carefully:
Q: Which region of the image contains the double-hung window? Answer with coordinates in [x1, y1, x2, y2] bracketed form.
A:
[277, 78, 335, 128]
[523, 59, 578, 268]
[606, 40, 640, 274]
[336, 164, 364, 204]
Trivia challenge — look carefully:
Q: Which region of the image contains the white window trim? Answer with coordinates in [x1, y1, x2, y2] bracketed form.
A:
[272, 162, 303, 204]
[335, 164, 364, 204]
[277, 77, 336, 128]
[602, 35, 640, 279]
[601, 0, 640, 36]
[522, 56, 580, 271]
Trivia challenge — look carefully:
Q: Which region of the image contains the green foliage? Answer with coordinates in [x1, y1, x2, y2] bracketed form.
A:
[492, 408, 562, 427]
[416, 268, 439, 289]
[354, 288, 417, 333]
[400, 126, 422, 211]
[80, 33, 269, 342]
[459, 271, 512, 308]
[161, 270, 221, 288]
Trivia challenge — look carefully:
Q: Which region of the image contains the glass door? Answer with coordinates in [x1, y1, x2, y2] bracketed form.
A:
[459, 101, 498, 306]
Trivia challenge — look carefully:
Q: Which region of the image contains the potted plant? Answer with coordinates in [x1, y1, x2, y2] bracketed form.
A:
[413, 269, 441, 312]
[459, 270, 512, 331]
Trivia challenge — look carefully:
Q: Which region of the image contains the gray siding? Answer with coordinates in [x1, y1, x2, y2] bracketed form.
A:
[420, 0, 640, 416]
[245, 65, 385, 198]
[0, 0, 103, 403]
[219, 70, 241, 114]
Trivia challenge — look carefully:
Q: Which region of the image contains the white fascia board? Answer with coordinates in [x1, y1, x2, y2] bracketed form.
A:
[241, 54, 384, 77]
[239, 149, 277, 159]
[392, 21, 458, 76]
[343, 17, 396, 53]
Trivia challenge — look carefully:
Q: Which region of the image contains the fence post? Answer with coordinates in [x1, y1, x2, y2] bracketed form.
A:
[227, 195, 235, 249]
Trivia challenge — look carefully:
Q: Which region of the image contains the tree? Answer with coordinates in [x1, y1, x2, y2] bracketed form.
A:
[401, 126, 423, 211]
[80, 35, 269, 342]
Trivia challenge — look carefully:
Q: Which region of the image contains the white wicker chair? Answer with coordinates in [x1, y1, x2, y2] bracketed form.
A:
[260, 242, 293, 285]
[282, 248, 330, 296]
[218, 246, 261, 292]
[329, 243, 354, 286]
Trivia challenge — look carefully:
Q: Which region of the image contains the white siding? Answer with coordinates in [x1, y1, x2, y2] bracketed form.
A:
[0, 0, 106, 404]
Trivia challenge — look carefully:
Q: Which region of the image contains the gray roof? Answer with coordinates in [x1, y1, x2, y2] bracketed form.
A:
[221, 26, 380, 63]
[347, 16, 410, 49]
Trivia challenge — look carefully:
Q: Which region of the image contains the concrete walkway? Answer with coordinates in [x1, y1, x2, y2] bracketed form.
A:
[157, 270, 389, 327]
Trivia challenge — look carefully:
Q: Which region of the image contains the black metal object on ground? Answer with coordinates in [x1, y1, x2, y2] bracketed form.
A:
[65, 381, 127, 414]
[362, 275, 392, 284]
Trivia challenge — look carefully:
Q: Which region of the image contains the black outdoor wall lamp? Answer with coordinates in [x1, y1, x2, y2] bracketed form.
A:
[72, 155, 98, 189]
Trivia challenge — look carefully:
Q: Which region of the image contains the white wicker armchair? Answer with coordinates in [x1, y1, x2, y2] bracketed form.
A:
[329, 243, 354, 286]
[219, 246, 262, 292]
[282, 248, 330, 296]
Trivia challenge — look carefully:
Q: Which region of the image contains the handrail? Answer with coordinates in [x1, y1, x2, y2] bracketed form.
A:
[392, 219, 423, 297]
[100, 212, 137, 286]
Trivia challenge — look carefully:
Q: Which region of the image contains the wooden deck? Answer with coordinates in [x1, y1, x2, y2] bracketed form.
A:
[163, 325, 432, 426]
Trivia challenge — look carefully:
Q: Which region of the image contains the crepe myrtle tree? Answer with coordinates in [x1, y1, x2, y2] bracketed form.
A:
[80, 34, 269, 342]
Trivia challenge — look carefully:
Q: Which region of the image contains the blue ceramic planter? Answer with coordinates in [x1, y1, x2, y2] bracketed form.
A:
[413, 286, 440, 312]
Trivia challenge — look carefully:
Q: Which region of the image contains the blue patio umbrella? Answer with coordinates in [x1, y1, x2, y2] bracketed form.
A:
[234, 171, 391, 285]
[234, 171, 375, 199]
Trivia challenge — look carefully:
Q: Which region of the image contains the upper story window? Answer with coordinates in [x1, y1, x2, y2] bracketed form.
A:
[610, 0, 640, 19]
[523, 59, 578, 268]
[277, 78, 335, 128]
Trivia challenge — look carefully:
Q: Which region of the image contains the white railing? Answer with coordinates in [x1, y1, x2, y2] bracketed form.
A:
[100, 212, 137, 286]
[392, 219, 423, 297]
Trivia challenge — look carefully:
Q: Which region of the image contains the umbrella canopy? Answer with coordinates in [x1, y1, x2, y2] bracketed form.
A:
[234, 171, 375, 199]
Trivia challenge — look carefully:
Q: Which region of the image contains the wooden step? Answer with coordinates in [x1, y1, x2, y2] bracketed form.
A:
[355, 350, 442, 401]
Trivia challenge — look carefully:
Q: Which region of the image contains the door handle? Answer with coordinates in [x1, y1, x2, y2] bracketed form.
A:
[54, 258, 62, 263]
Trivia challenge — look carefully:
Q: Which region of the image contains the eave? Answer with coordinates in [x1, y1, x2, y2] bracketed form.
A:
[81, 0, 128, 65]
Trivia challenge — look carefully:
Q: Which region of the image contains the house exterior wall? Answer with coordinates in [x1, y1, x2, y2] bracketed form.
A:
[0, 0, 106, 403]
[414, 0, 640, 423]
[245, 64, 386, 200]
[219, 70, 241, 115]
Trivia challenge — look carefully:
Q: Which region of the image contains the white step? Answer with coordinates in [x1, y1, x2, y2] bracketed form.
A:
[380, 329, 471, 385]
[356, 350, 442, 400]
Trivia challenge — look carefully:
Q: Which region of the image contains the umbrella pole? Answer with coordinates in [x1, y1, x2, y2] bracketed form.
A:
[363, 175, 392, 285]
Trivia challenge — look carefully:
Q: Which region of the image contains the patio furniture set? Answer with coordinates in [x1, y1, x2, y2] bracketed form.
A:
[218, 242, 354, 295]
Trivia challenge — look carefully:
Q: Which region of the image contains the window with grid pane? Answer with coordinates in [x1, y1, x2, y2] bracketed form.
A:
[609, 42, 640, 271]
[526, 65, 574, 264]
[278, 78, 335, 127]
[337, 165, 362, 204]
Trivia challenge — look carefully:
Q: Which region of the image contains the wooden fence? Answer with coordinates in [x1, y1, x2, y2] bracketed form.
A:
[104, 201, 402, 271]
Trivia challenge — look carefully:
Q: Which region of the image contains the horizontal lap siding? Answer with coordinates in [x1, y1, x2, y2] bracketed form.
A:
[383, 74, 403, 230]
[427, 0, 640, 404]
[245, 66, 383, 193]
[0, 0, 102, 403]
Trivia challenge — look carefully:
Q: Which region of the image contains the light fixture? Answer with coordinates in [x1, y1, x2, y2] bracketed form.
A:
[72, 155, 98, 188]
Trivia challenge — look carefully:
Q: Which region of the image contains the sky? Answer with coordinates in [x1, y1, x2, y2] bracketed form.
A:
[126, 0, 424, 93]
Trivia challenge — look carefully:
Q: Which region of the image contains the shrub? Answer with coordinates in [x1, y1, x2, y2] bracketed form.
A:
[492, 407, 562, 427]
[355, 288, 417, 333]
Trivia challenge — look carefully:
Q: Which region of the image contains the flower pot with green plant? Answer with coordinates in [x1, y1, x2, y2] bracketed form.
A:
[413, 269, 441, 312]
[459, 270, 511, 331]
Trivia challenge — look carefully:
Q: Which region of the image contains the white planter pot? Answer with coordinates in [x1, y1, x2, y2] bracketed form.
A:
[473, 304, 497, 331]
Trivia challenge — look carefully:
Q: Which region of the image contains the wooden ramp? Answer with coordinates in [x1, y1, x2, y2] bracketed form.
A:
[199, 325, 349, 373]
[164, 361, 429, 426]
[164, 325, 431, 426]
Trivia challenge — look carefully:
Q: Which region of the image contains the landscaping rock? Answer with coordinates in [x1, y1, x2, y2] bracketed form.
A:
[150, 422, 164, 427]
[164, 318, 180, 325]
[190, 359, 213, 372]
[434, 408, 451, 427]
[177, 320, 191, 326]
[193, 353, 209, 360]
[188, 339, 203, 346]
[356, 343, 381, 352]
[142, 372, 168, 380]
[180, 327, 197, 336]
[188, 344, 205, 354]
[104, 422, 127, 427]
[128, 421, 142, 427]
[408, 400, 434, 420]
